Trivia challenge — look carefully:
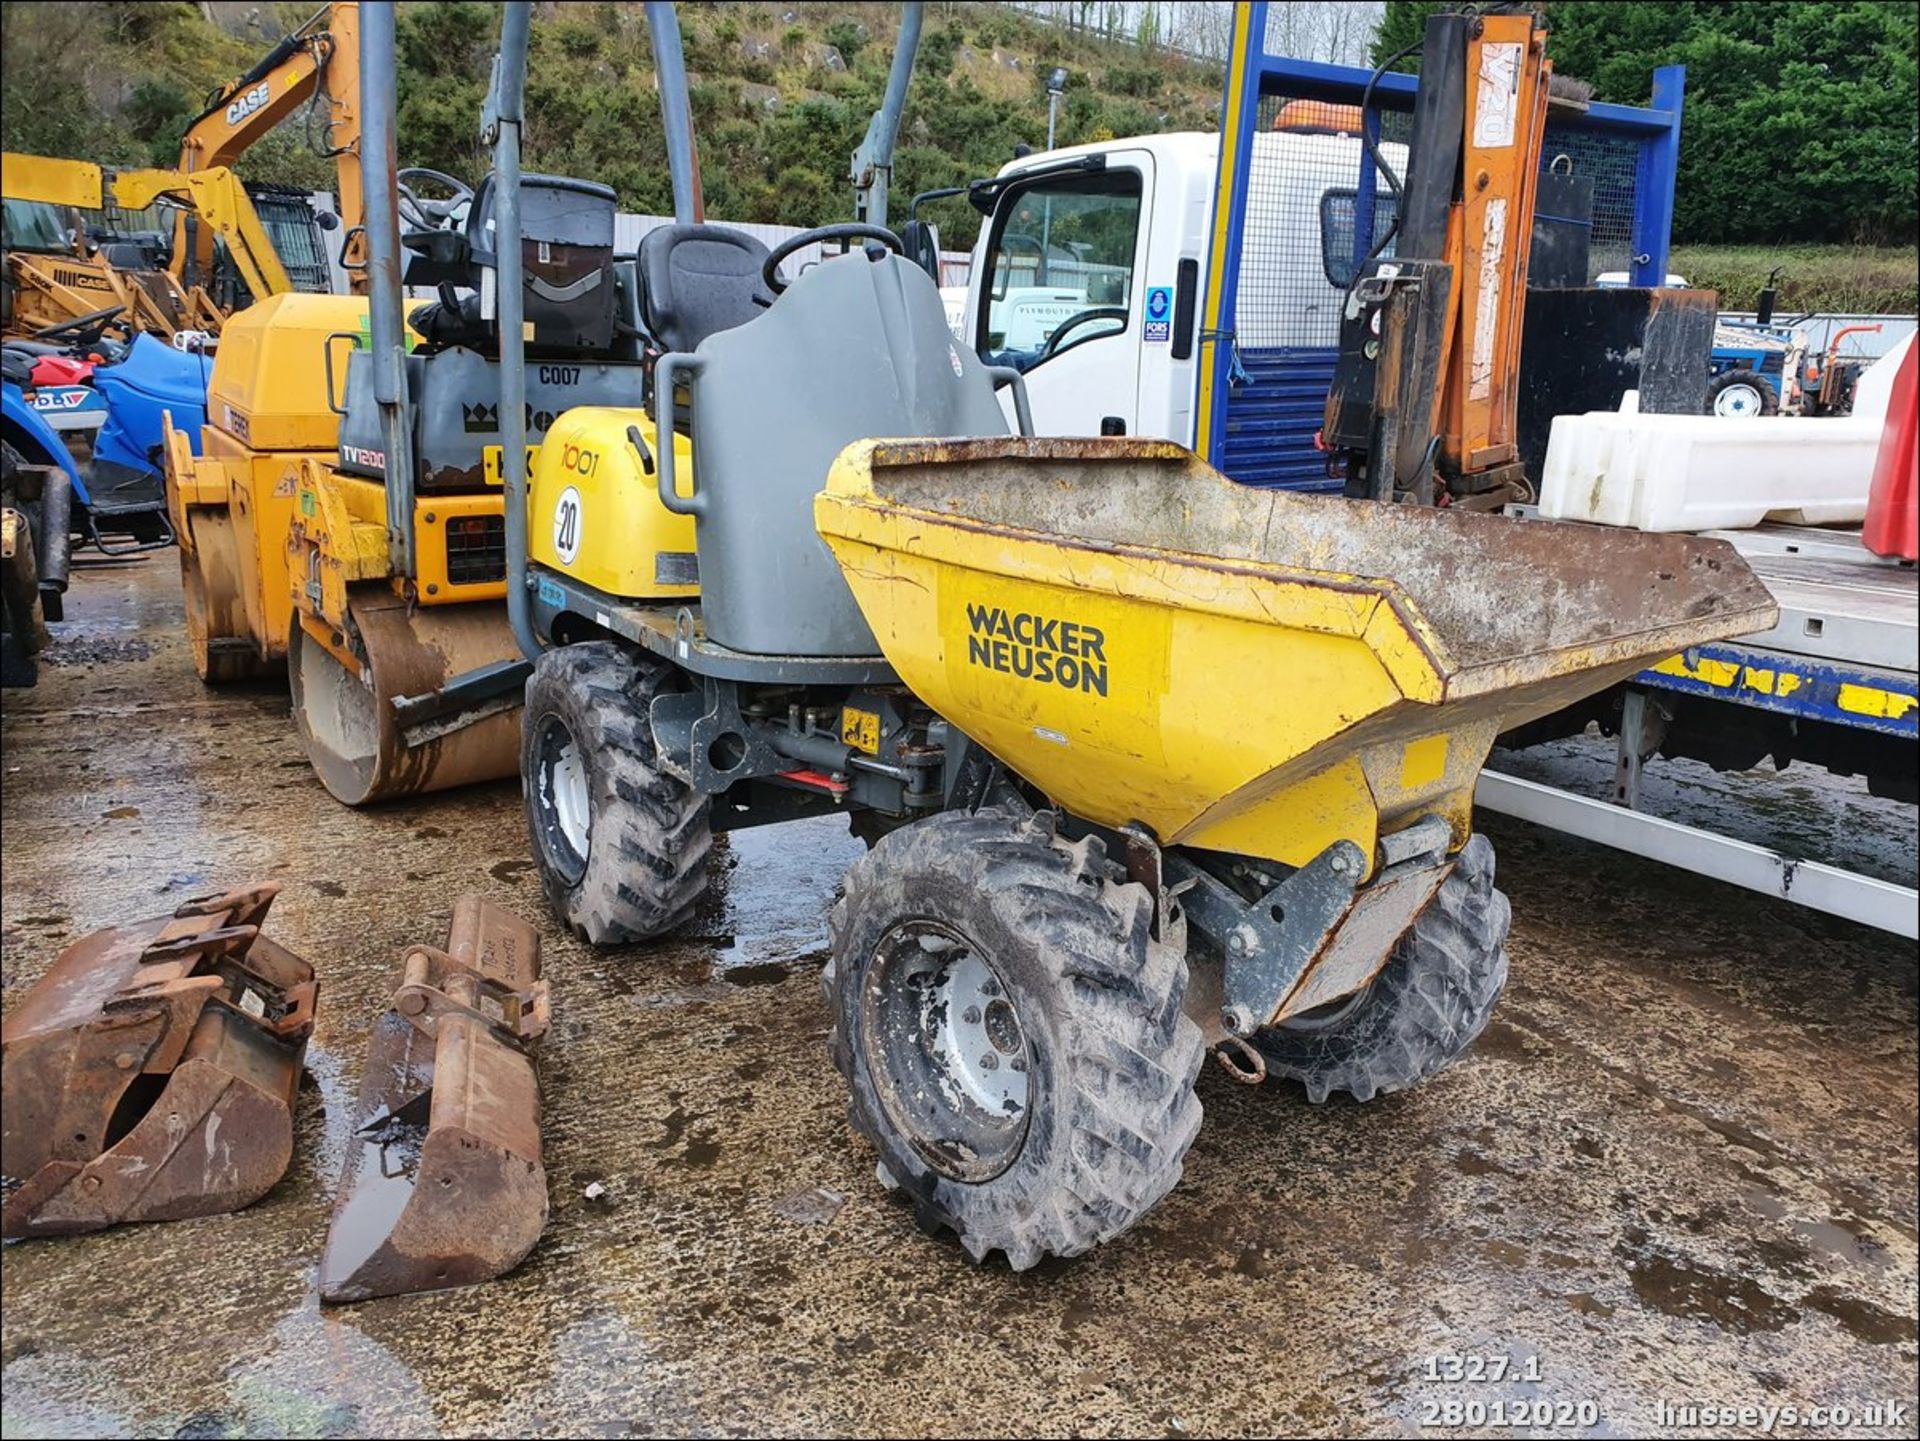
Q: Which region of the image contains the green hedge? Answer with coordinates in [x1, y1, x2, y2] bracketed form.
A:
[1668, 245, 1919, 316]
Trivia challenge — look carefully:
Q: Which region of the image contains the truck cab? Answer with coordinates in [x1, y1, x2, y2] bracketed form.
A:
[959, 127, 1405, 452]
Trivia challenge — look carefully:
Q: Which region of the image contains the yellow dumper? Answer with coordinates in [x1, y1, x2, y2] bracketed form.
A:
[512, 226, 1775, 1273]
[817, 435, 1767, 881]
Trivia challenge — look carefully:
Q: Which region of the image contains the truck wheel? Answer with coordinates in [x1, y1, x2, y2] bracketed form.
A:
[1706, 368, 1778, 417]
[826, 810, 1204, 1270]
[522, 640, 711, 944]
[1253, 834, 1510, 1103]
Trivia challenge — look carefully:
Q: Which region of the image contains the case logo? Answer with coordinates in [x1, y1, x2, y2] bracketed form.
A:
[225, 82, 272, 126]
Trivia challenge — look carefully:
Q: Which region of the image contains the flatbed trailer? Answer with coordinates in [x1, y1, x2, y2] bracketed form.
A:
[1480, 523, 1918, 937]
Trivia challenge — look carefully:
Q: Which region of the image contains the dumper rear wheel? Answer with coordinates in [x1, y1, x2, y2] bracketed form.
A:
[1254, 834, 1510, 1103]
[827, 810, 1204, 1270]
[522, 641, 712, 944]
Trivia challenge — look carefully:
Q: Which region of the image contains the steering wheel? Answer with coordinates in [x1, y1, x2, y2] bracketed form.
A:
[1039, 307, 1128, 362]
[762, 223, 904, 296]
[33, 305, 126, 351]
[396, 168, 474, 231]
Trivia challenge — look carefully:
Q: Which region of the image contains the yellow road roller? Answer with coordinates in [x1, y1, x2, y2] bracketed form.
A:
[161, 5, 690, 805]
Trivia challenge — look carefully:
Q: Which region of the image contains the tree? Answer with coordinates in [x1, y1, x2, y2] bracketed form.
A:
[1371, 0, 1918, 244]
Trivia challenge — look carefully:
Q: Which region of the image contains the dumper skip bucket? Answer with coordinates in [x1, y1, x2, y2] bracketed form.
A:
[319, 894, 549, 1304]
[2, 884, 317, 1237]
[816, 437, 1778, 876]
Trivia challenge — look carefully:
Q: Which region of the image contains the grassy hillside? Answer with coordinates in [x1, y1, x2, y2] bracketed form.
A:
[0, 0, 1226, 248]
[0, 2, 339, 191]
[10, 4, 1911, 311]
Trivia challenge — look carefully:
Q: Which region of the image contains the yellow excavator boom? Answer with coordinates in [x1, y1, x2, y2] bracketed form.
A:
[174, 3, 363, 290]
[112, 168, 292, 302]
[3, 152, 292, 330]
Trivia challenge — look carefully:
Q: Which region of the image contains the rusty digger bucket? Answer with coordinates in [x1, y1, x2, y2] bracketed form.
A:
[319, 894, 549, 1304]
[2, 884, 318, 1238]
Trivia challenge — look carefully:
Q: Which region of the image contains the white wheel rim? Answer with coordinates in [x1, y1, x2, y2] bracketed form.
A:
[1714, 382, 1763, 417]
[932, 946, 1030, 1118]
[862, 919, 1034, 1182]
[545, 729, 591, 862]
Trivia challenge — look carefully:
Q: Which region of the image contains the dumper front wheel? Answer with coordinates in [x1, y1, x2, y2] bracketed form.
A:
[522, 641, 712, 944]
[1254, 834, 1510, 1103]
[827, 810, 1204, 1270]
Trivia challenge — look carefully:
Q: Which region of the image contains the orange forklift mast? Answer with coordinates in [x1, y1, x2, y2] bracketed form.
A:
[1324, 8, 1552, 507]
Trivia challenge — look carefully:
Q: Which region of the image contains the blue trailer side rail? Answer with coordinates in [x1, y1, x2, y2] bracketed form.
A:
[1638, 642, 1917, 742]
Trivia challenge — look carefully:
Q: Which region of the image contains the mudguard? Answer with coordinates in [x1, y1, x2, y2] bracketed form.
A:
[90, 332, 212, 479]
[2, 378, 84, 496]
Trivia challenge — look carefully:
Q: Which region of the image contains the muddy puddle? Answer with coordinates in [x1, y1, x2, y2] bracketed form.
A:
[2, 559, 1913, 1438]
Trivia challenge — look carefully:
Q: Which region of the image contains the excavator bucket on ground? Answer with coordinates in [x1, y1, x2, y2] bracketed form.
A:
[319, 894, 549, 1304]
[1, 884, 317, 1237]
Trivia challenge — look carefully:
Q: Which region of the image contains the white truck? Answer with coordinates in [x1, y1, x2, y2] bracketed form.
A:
[940, 129, 1404, 450]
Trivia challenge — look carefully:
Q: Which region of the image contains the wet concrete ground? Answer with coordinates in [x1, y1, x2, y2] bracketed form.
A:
[2, 556, 1916, 1440]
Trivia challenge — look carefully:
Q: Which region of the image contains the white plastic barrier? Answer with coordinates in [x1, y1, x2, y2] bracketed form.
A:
[1538, 335, 1915, 531]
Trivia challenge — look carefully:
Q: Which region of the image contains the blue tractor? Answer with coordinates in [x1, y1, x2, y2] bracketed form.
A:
[1708, 322, 1790, 416]
[2, 321, 211, 682]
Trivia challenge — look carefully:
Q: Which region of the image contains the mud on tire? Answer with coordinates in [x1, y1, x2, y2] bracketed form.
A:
[826, 808, 1205, 1270]
[1254, 833, 1511, 1103]
[522, 641, 712, 944]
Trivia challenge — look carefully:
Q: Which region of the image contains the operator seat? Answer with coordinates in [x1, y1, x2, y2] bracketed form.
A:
[668, 246, 1011, 658]
[339, 172, 641, 494]
[636, 224, 774, 353]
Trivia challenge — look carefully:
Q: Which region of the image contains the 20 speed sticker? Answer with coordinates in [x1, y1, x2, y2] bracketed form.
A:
[552, 486, 583, 564]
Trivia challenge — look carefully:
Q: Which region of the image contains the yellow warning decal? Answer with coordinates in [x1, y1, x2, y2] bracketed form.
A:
[1400, 735, 1449, 790]
[842, 708, 880, 755]
[1837, 684, 1918, 722]
[1653, 653, 1806, 698]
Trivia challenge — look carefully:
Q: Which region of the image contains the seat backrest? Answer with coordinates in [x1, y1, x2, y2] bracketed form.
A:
[410, 173, 619, 354]
[638, 224, 773, 354]
[680, 248, 1010, 658]
[101, 242, 157, 272]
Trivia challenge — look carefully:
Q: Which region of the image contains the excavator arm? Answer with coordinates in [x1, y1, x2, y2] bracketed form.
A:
[174, 3, 363, 291]
[113, 169, 293, 304]
[2, 152, 290, 335]
[1324, 9, 1553, 506]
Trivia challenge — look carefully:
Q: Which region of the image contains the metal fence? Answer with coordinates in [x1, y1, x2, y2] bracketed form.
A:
[1721, 311, 1917, 362]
